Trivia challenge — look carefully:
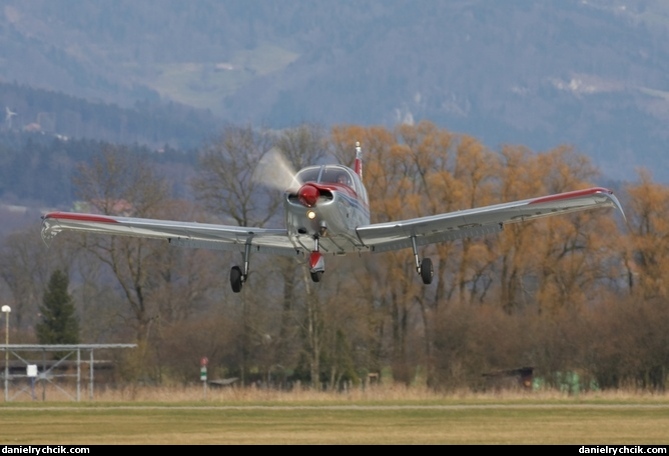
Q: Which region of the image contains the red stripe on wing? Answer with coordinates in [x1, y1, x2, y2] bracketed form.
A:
[44, 212, 120, 224]
[529, 187, 612, 205]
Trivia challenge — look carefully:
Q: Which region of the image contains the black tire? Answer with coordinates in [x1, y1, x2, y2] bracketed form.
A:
[230, 266, 243, 293]
[420, 258, 433, 285]
[310, 270, 323, 283]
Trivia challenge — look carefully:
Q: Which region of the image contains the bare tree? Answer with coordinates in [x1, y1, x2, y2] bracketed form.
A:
[275, 125, 329, 388]
[73, 145, 168, 217]
[624, 169, 669, 300]
[0, 224, 67, 334]
[276, 124, 328, 170]
[72, 145, 170, 344]
[192, 125, 278, 227]
[192, 124, 332, 387]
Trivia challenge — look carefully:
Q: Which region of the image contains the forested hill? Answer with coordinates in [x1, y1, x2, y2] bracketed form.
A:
[0, 133, 196, 211]
[0, 82, 220, 149]
[1, 1, 669, 180]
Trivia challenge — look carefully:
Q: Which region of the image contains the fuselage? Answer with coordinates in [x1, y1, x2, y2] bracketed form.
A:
[284, 164, 370, 254]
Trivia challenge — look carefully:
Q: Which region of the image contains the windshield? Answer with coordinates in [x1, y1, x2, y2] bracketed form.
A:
[296, 166, 320, 183]
[320, 167, 353, 186]
[295, 165, 367, 204]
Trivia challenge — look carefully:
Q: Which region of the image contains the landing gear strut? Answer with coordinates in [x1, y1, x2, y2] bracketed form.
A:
[230, 243, 252, 293]
[411, 236, 433, 285]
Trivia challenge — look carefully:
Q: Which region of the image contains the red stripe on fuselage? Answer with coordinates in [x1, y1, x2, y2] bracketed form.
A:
[315, 183, 370, 211]
[309, 182, 359, 200]
[529, 187, 611, 205]
[44, 212, 120, 224]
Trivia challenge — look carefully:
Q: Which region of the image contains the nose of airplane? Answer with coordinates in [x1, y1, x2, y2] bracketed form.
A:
[298, 183, 319, 207]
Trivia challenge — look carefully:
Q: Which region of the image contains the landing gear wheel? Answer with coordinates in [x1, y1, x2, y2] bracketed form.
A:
[230, 266, 244, 293]
[310, 271, 323, 283]
[420, 258, 434, 285]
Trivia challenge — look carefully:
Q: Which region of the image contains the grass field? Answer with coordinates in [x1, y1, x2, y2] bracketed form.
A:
[150, 42, 299, 114]
[1, 387, 668, 444]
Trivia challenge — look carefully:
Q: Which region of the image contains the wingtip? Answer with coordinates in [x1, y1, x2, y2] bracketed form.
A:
[607, 191, 626, 223]
[40, 212, 60, 247]
[40, 223, 54, 248]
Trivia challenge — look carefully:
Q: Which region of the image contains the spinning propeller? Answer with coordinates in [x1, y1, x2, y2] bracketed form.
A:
[253, 147, 303, 193]
[253, 148, 320, 207]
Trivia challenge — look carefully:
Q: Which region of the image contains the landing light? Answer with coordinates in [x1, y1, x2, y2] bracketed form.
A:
[307, 210, 317, 220]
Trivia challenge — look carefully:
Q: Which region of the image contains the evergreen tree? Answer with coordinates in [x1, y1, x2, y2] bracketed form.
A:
[36, 270, 80, 345]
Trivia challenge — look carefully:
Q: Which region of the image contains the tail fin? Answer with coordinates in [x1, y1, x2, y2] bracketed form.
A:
[354, 141, 363, 182]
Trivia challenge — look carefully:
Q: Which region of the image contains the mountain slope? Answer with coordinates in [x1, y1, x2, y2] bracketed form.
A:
[2, 0, 669, 180]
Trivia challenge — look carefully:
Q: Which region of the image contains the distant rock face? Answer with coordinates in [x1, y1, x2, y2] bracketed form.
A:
[1, 0, 668, 181]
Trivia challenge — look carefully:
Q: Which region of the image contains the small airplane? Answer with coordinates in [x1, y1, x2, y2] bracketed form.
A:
[41, 143, 624, 293]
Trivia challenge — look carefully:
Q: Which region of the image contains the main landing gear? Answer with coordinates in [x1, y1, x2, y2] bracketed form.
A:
[230, 243, 251, 293]
[411, 236, 434, 285]
[230, 266, 244, 293]
[230, 237, 434, 292]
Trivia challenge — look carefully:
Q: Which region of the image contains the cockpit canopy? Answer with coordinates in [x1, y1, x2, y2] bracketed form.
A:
[296, 165, 368, 203]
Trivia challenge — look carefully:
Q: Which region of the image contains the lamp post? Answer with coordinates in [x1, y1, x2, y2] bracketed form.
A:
[2, 305, 10, 402]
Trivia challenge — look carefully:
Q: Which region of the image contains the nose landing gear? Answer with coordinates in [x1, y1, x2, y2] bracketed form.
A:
[230, 238, 326, 292]
[309, 238, 325, 282]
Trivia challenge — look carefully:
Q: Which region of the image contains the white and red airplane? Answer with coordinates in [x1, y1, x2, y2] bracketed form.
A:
[41, 143, 624, 293]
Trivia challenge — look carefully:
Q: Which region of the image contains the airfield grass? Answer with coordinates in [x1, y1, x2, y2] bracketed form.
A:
[1, 386, 669, 444]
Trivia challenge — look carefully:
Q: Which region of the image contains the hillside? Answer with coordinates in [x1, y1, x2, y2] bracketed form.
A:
[1, 0, 669, 180]
[0, 82, 220, 148]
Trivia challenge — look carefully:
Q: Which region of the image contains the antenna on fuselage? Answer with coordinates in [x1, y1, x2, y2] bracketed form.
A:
[354, 141, 363, 182]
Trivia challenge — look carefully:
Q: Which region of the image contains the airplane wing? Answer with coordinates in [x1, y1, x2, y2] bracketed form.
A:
[356, 187, 624, 252]
[41, 212, 304, 256]
[42, 187, 623, 258]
